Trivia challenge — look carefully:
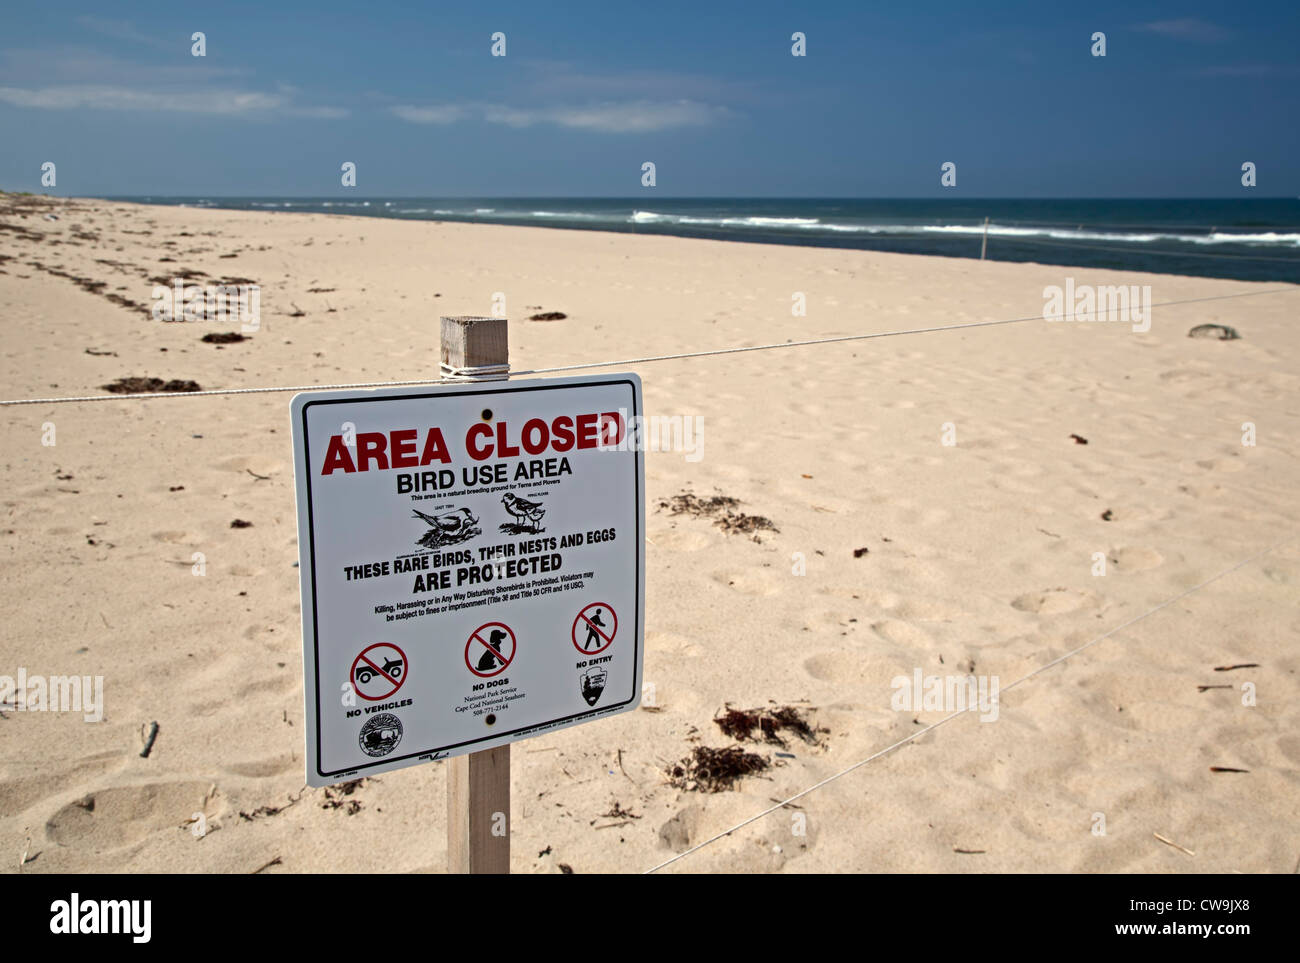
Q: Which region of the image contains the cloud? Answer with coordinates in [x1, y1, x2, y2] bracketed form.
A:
[0, 45, 250, 85]
[0, 83, 346, 117]
[520, 61, 756, 104]
[486, 100, 727, 132]
[1134, 18, 1230, 43]
[390, 99, 728, 132]
[74, 16, 173, 51]
[288, 105, 351, 119]
[389, 104, 468, 124]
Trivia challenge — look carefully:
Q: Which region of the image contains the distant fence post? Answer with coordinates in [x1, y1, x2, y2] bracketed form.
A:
[442, 315, 511, 875]
[981, 216, 989, 261]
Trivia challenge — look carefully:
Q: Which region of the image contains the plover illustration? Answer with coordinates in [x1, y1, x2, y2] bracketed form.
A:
[501, 492, 546, 529]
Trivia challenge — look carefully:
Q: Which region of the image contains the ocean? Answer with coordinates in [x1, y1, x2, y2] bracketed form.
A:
[115, 197, 1300, 284]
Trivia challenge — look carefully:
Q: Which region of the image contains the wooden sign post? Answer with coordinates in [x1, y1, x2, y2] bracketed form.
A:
[441, 315, 511, 875]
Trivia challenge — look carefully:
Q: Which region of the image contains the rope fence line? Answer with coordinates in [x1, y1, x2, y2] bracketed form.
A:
[1, 287, 1294, 408]
[644, 533, 1296, 874]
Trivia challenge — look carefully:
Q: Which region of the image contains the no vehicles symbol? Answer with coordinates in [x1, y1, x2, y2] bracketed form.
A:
[350, 643, 407, 701]
[572, 603, 617, 655]
[466, 622, 516, 678]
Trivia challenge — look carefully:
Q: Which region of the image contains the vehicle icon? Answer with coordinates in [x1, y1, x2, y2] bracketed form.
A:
[356, 657, 403, 684]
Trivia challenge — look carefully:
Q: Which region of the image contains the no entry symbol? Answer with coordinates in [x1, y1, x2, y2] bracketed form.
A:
[350, 643, 407, 701]
[466, 622, 516, 678]
[572, 603, 617, 655]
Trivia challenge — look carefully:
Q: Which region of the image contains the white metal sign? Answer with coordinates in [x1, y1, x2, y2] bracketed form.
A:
[291, 374, 644, 786]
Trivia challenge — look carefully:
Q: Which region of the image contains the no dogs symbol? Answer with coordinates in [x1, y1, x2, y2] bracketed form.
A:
[466, 622, 516, 678]
[572, 603, 617, 655]
[350, 643, 407, 701]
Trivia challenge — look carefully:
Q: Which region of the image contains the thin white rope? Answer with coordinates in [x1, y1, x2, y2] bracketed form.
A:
[0, 287, 1292, 408]
[643, 534, 1294, 874]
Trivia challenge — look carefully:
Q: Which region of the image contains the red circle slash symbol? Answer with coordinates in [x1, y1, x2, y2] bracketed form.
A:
[350, 643, 408, 701]
[572, 603, 617, 656]
[465, 622, 516, 678]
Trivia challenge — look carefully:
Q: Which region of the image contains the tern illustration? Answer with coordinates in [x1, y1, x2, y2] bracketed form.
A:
[412, 507, 480, 547]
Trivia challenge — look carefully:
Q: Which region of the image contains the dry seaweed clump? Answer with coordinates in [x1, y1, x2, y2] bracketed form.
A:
[102, 377, 201, 394]
[714, 704, 827, 748]
[657, 491, 778, 542]
[320, 778, 367, 814]
[666, 745, 769, 792]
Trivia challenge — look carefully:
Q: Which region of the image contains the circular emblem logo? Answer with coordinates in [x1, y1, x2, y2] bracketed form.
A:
[358, 712, 404, 757]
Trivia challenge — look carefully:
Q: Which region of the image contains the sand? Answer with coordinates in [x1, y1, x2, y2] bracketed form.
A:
[1, 194, 1297, 874]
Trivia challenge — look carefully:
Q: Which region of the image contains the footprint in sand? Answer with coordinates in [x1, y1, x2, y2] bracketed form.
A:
[870, 619, 935, 647]
[45, 780, 213, 851]
[658, 805, 706, 851]
[891, 597, 966, 621]
[1193, 457, 1245, 474]
[647, 631, 701, 658]
[647, 526, 711, 551]
[711, 569, 783, 596]
[1110, 546, 1164, 571]
[152, 530, 202, 545]
[242, 623, 291, 647]
[1010, 589, 1099, 615]
[0, 751, 128, 815]
[225, 754, 298, 778]
[802, 652, 865, 684]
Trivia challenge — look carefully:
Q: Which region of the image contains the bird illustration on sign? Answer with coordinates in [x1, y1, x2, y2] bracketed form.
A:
[499, 492, 546, 534]
[411, 507, 480, 548]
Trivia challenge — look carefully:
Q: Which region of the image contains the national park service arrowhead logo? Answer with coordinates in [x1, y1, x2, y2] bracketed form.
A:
[579, 666, 607, 707]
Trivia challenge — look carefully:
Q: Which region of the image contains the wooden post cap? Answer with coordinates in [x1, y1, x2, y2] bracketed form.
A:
[441, 316, 509, 373]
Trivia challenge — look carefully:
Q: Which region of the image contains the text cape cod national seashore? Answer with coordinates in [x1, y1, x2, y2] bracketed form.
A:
[291, 374, 645, 786]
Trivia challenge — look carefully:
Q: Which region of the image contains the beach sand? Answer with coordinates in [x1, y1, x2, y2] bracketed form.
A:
[1, 194, 1297, 874]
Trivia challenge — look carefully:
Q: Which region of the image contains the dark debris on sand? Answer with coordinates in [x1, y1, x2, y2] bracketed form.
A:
[102, 377, 201, 394]
[714, 704, 827, 748]
[528, 311, 568, 321]
[201, 332, 250, 344]
[1188, 323, 1241, 340]
[657, 491, 778, 542]
[666, 745, 770, 793]
[320, 778, 367, 814]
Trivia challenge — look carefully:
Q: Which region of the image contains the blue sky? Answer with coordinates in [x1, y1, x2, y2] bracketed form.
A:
[1, 1, 1296, 197]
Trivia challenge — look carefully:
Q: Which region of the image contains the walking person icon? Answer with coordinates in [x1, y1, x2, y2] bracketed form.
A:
[584, 609, 607, 650]
[571, 603, 617, 656]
